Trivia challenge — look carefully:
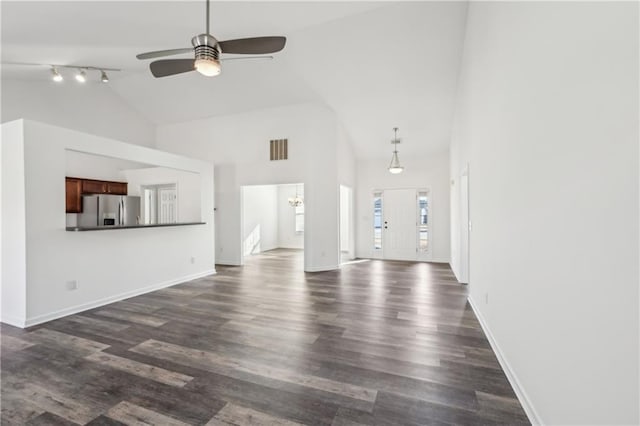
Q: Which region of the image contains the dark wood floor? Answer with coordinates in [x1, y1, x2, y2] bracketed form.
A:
[1, 249, 529, 425]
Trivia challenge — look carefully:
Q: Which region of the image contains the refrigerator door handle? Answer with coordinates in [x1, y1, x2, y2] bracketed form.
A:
[119, 199, 124, 226]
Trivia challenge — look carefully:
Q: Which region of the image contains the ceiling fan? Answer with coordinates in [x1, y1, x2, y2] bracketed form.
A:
[136, 0, 286, 78]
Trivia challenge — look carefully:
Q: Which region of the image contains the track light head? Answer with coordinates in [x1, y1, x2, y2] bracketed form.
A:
[51, 67, 63, 82]
[100, 70, 109, 83]
[75, 69, 86, 83]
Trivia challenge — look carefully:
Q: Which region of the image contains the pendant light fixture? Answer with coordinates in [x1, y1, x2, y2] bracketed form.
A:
[388, 127, 404, 174]
[288, 184, 304, 207]
[100, 70, 109, 83]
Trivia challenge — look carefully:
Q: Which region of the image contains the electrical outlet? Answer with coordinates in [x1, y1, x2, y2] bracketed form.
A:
[485, 292, 489, 304]
[190, 257, 196, 264]
[66, 280, 78, 291]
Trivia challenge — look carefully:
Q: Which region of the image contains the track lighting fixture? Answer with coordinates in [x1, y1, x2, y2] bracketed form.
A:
[75, 69, 87, 83]
[51, 67, 63, 82]
[1, 62, 121, 83]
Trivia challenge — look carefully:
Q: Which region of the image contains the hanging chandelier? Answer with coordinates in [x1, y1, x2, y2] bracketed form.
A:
[288, 184, 304, 207]
[388, 127, 404, 174]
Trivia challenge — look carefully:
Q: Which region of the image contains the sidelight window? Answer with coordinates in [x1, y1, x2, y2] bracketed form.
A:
[373, 192, 383, 250]
[417, 191, 429, 252]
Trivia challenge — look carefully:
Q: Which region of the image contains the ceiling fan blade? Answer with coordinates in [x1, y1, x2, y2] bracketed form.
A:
[150, 59, 195, 78]
[220, 55, 273, 62]
[136, 48, 193, 60]
[219, 36, 286, 54]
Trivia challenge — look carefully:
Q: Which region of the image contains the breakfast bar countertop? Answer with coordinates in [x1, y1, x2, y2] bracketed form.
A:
[66, 222, 207, 231]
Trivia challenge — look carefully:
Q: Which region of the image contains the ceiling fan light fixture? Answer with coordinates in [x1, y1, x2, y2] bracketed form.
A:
[195, 57, 221, 76]
[75, 69, 86, 83]
[136, 0, 286, 78]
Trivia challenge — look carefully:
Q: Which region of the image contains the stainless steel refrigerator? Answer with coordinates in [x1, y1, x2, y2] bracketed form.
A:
[78, 194, 141, 227]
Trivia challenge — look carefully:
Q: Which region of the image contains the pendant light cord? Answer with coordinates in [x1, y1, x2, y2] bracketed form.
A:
[393, 127, 399, 153]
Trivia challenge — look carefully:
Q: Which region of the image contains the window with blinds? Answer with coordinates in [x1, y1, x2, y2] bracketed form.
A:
[270, 139, 288, 161]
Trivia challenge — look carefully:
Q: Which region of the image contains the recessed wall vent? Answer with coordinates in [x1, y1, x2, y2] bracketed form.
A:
[270, 139, 288, 161]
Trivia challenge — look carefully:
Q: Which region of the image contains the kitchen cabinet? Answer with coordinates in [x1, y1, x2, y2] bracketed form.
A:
[106, 181, 127, 195]
[66, 177, 128, 213]
[81, 179, 128, 195]
[81, 179, 107, 194]
[65, 178, 82, 213]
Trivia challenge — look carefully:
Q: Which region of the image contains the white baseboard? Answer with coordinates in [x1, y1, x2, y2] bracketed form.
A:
[21, 269, 217, 328]
[450, 262, 462, 282]
[467, 296, 542, 425]
[350, 255, 450, 264]
[216, 257, 241, 266]
[0, 313, 26, 328]
[304, 264, 340, 272]
[340, 259, 370, 266]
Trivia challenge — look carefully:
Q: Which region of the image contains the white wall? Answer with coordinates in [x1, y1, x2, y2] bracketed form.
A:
[124, 167, 202, 223]
[242, 185, 279, 256]
[156, 103, 342, 272]
[1, 79, 155, 147]
[449, 2, 639, 424]
[356, 149, 450, 262]
[337, 123, 356, 260]
[1, 120, 215, 327]
[65, 150, 146, 182]
[1, 121, 27, 326]
[340, 185, 350, 252]
[277, 184, 304, 250]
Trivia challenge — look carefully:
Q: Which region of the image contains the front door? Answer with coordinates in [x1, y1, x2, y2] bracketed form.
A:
[383, 189, 417, 261]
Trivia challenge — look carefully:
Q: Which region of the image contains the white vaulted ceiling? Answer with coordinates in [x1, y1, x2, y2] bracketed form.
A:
[1, 1, 468, 159]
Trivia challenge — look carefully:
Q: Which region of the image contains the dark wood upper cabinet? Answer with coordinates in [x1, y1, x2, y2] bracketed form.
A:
[106, 181, 128, 195]
[65, 178, 82, 213]
[66, 177, 128, 213]
[81, 179, 107, 194]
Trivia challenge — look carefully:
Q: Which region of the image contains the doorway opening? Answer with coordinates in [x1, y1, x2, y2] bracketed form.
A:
[141, 183, 178, 225]
[459, 169, 470, 284]
[339, 185, 355, 264]
[240, 183, 304, 268]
